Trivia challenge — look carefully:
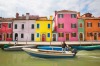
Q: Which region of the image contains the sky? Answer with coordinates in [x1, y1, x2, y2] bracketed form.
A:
[0, 0, 100, 18]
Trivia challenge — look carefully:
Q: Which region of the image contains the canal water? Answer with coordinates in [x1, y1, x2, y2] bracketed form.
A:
[0, 49, 100, 66]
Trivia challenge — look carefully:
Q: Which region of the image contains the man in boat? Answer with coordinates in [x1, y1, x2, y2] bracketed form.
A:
[62, 41, 68, 53]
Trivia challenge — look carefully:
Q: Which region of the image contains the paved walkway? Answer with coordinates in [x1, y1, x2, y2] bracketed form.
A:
[0, 41, 100, 45]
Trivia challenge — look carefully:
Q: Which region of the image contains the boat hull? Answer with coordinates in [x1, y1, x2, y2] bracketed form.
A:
[23, 48, 76, 58]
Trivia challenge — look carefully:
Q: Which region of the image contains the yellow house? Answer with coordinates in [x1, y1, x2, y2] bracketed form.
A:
[35, 16, 53, 42]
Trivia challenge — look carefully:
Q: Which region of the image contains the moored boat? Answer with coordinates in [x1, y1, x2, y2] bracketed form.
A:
[71, 45, 100, 50]
[22, 48, 77, 58]
[2, 45, 37, 51]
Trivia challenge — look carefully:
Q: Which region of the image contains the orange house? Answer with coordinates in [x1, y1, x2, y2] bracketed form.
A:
[83, 13, 100, 41]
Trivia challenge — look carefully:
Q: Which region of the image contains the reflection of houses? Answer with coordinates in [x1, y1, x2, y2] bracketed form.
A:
[13, 13, 39, 41]
[77, 12, 85, 41]
[0, 18, 13, 41]
[54, 10, 78, 41]
[35, 16, 52, 42]
[83, 13, 100, 41]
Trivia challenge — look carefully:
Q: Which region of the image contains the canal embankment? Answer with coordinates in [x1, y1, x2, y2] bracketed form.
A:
[0, 41, 100, 47]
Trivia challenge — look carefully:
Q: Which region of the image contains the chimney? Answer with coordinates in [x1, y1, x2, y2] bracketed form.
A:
[26, 13, 30, 20]
[49, 16, 53, 20]
[77, 12, 80, 18]
[16, 13, 19, 19]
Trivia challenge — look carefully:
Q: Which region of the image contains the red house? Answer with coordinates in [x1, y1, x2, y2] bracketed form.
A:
[0, 20, 13, 41]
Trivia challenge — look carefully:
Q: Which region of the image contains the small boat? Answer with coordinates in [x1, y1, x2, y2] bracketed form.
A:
[2, 45, 37, 51]
[71, 45, 100, 50]
[22, 48, 77, 58]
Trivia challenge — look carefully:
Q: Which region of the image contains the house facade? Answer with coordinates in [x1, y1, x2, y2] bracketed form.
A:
[78, 18, 84, 41]
[83, 13, 100, 41]
[35, 16, 52, 42]
[0, 21, 13, 41]
[54, 10, 78, 41]
[13, 13, 39, 41]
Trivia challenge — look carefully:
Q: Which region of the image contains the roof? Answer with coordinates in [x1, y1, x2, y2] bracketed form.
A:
[78, 17, 100, 20]
[0, 18, 14, 22]
[56, 10, 77, 13]
[38, 17, 48, 20]
[15, 15, 39, 20]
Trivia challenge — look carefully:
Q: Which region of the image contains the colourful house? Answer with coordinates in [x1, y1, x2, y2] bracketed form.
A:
[13, 13, 39, 41]
[83, 13, 100, 41]
[78, 18, 85, 41]
[54, 10, 78, 41]
[35, 16, 52, 42]
[0, 21, 13, 41]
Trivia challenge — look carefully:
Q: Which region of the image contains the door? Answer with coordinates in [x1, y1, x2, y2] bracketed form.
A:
[66, 33, 69, 41]
[15, 33, 18, 41]
[79, 33, 83, 41]
[42, 34, 46, 41]
[94, 33, 97, 40]
[31, 34, 34, 41]
[53, 34, 56, 41]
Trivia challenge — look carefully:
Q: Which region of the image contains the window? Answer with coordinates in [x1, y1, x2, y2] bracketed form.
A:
[21, 34, 24, 38]
[58, 14, 63, 18]
[48, 24, 50, 28]
[87, 22, 92, 27]
[15, 24, 17, 29]
[71, 24, 76, 28]
[10, 34, 12, 38]
[71, 14, 76, 18]
[22, 24, 24, 29]
[58, 33, 64, 37]
[98, 22, 100, 27]
[87, 32, 93, 37]
[31, 24, 34, 29]
[47, 33, 50, 37]
[80, 23, 82, 28]
[37, 33, 39, 37]
[98, 33, 100, 37]
[71, 33, 76, 37]
[58, 23, 64, 28]
[0, 24, 1, 28]
[37, 24, 40, 28]
[8, 23, 11, 28]
[7, 33, 12, 38]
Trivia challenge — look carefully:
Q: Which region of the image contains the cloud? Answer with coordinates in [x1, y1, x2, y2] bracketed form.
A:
[0, 0, 99, 18]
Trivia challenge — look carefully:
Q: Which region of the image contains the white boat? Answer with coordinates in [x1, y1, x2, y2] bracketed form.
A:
[22, 48, 77, 58]
[2, 45, 36, 51]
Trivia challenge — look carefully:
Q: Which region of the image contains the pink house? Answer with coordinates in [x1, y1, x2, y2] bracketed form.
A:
[54, 10, 78, 41]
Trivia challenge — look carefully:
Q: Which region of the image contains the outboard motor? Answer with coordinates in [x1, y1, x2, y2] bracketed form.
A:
[71, 48, 77, 54]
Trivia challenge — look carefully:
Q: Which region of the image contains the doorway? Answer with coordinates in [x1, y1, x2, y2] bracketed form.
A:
[31, 34, 34, 41]
[66, 33, 69, 41]
[42, 34, 46, 41]
[94, 33, 97, 40]
[15, 33, 18, 41]
[79, 33, 83, 41]
[53, 34, 56, 41]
